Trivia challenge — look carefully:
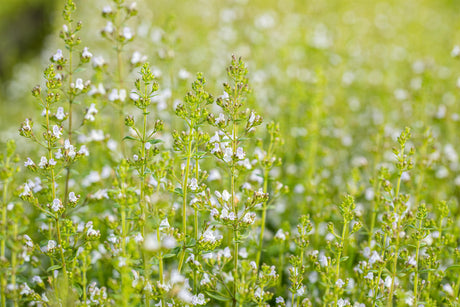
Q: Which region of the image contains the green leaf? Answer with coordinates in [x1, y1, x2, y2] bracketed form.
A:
[446, 265, 460, 270]
[47, 265, 62, 272]
[123, 136, 138, 142]
[205, 291, 231, 302]
[340, 256, 349, 262]
[163, 253, 176, 259]
[148, 139, 162, 144]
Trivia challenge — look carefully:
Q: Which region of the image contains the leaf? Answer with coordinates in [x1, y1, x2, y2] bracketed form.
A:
[123, 136, 138, 142]
[205, 291, 231, 302]
[163, 253, 176, 259]
[446, 265, 460, 270]
[340, 256, 349, 262]
[47, 265, 62, 272]
[148, 139, 162, 144]
[174, 187, 183, 196]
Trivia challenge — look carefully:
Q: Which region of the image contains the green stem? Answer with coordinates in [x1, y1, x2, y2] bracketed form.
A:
[11, 223, 18, 307]
[256, 168, 269, 269]
[178, 133, 193, 273]
[231, 119, 239, 307]
[334, 221, 349, 306]
[1, 172, 8, 307]
[413, 219, 423, 306]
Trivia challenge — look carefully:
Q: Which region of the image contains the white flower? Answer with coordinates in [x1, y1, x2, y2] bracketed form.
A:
[62, 24, 69, 33]
[239, 247, 248, 258]
[216, 113, 226, 124]
[52, 49, 63, 61]
[336, 279, 345, 288]
[364, 272, 374, 279]
[55, 107, 65, 120]
[319, 254, 328, 267]
[190, 178, 199, 190]
[163, 236, 176, 249]
[201, 229, 221, 243]
[223, 147, 233, 162]
[178, 68, 191, 79]
[134, 233, 143, 243]
[92, 56, 105, 68]
[236, 147, 245, 160]
[249, 111, 256, 124]
[191, 293, 206, 305]
[131, 51, 147, 64]
[51, 199, 63, 212]
[88, 83, 106, 96]
[24, 158, 34, 167]
[443, 283, 454, 296]
[68, 192, 78, 203]
[242, 212, 256, 224]
[44, 240, 57, 252]
[75, 78, 84, 90]
[296, 286, 304, 296]
[123, 27, 133, 40]
[200, 273, 211, 286]
[48, 158, 56, 166]
[369, 251, 381, 265]
[254, 287, 263, 299]
[276, 297, 284, 304]
[85, 103, 98, 121]
[52, 125, 62, 138]
[250, 261, 257, 270]
[160, 218, 170, 228]
[452, 45, 460, 57]
[222, 190, 231, 201]
[384, 276, 393, 288]
[275, 229, 286, 240]
[337, 299, 349, 307]
[102, 5, 112, 14]
[78, 145, 89, 156]
[38, 156, 47, 168]
[104, 21, 114, 33]
[20, 283, 32, 296]
[211, 143, 221, 154]
[82, 47, 92, 59]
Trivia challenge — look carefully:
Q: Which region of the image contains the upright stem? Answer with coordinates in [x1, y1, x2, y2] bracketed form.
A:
[140, 111, 150, 307]
[334, 221, 349, 306]
[11, 223, 18, 307]
[255, 168, 269, 269]
[387, 172, 403, 307]
[64, 45, 73, 206]
[413, 219, 423, 306]
[1, 173, 9, 307]
[178, 134, 193, 273]
[231, 119, 239, 307]
[46, 105, 67, 278]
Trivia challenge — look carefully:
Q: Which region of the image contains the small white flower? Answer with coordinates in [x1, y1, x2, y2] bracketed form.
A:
[53, 49, 63, 62]
[123, 27, 133, 40]
[178, 68, 191, 80]
[52, 125, 62, 138]
[160, 218, 170, 228]
[276, 297, 284, 304]
[82, 47, 93, 59]
[364, 272, 374, 279]
[20, 283, 32, 296]
[275, 229, 286, 240]
[62, 24, 69, 33]
[222, 190, 231, 201]
[443, 283, 454, 296]
[223, 147, 233, 162]
[85, 103, 98, 121]
[319, 254, 328, 267]
[104, 21, 114, 33]
[102, 5, 112, 14]
[24, 158, 35, 167]
[336, 279, 345, 288]
[92, 56, 105, 68]
[75, 78, 84, 90]
[131, 51, 147, 64]
[55, 107, 65, 120]
[145, 142, 151, 150]
[236, 147, 245, 160]
[191, 293, 206, 305]
[51, 199, 63, 212]
[215, 113, 226, 124]
[249, 112, 256, 124]
[38, 156, 47, 168]
[452, 45, 460, 57]
[190, 178, 199, 190]
[69, 192, 78, 203]
[163, 236, 177, 249]
[134, 233, 143, 243]
[78, 145, 89, 156]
